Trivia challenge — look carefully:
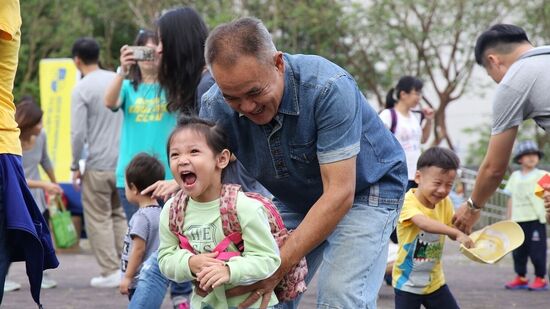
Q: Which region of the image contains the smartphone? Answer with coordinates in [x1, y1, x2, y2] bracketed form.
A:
[127, 46, 155, 61]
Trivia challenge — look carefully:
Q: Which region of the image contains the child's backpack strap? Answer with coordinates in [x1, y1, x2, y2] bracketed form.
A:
[219, 184, 243, 236]
[389, 108, 397, 134]
[168, 190, 188, 237]
[168, 190, 198, 254]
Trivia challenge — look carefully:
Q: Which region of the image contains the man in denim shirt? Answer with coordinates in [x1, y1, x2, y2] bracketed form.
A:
[200, 17, 407, 309]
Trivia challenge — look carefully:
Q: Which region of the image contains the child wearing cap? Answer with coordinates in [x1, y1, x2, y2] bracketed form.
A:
[392, 147, 474, 309]
[504, 140, 548, 291]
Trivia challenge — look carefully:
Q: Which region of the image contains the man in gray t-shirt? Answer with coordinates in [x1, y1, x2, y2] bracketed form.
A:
[70, 37, 126, 288]
[453, 24, 550, 234]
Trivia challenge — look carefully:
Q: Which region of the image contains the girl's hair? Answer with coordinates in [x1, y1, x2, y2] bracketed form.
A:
[128, 29, 158, 91]
[157, 7, 209, 114]
[385, 76, 424, 109]
[166, 116, 230, 160]
[14, 96, 43, 138]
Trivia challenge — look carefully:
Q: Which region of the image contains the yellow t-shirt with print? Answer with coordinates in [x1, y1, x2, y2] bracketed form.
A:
[392, 189, 454, 294]
[0, 0, 22, 155]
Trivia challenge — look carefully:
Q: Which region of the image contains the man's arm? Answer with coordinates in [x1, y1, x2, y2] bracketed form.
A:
[70, 90, 87, 171]
[279, 156, 356, 270]
[225, 156, 356, 306]
[453, 126, 518, 233]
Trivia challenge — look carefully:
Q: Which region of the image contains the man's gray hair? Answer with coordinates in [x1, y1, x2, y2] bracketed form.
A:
[205, 17, 277, 68]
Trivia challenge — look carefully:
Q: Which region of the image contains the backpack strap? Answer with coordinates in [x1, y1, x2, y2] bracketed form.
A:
[244, 192, 286, 231]
[219, 184, 244, 252]
[169, 190, 189, 237]
[169, 190, 197, 253]
[389, 108, 397, 134]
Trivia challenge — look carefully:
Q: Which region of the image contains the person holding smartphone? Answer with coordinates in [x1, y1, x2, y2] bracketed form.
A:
[104, 29, 177, 222]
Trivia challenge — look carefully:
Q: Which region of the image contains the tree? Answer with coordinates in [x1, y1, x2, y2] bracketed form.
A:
[342, 0, 516, 148]
[16, 0, 137, 101]
[464, 119, 550, 167]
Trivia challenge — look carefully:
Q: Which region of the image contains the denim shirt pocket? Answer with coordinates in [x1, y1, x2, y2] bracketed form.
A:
[289, 139, 320, 182]
[289, 139, 316, 164]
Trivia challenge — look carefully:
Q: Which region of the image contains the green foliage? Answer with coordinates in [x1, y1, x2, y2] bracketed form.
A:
[520, 0, 550, 45]
[16, 0, 139, 102]
[463, 119, 550, 166]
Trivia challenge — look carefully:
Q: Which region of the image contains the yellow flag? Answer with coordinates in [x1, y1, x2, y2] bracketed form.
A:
[39, 59, 79, 182]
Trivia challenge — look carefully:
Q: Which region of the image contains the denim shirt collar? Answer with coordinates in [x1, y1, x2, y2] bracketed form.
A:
[277, 54, 300, 116]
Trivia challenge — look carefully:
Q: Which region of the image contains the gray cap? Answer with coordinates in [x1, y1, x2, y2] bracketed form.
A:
[513, 140, 543, 164]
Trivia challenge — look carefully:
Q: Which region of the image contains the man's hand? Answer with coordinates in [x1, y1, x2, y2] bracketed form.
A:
[141, 179, 180, 201]
[119, 277, 131, 295]
[72, 170, 82, 191]
[452, 203, 481, 235]
[225, 266, 286, 309]
[197, 264, 230, 290]
[188, 252, 223, 275]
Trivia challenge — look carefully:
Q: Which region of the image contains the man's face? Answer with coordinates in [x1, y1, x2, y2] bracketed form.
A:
[211, 52, 285, 125]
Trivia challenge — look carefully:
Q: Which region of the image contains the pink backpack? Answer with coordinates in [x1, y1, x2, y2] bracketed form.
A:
[168, 184, 308, 301]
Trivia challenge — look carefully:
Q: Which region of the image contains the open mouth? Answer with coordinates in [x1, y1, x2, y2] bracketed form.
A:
[250, 106, 264, 115]
[180, 171, 197, 186]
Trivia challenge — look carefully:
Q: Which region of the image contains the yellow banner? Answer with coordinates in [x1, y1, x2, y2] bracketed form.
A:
[39, 59, 79, 182]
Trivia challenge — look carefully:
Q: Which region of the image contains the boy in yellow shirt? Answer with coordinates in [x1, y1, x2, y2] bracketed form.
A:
[392, 147, 473, 309]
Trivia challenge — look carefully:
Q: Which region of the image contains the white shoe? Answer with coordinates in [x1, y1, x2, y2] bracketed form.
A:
[41, 273, 57, 289]
[3, 280, 21, 292]
[90, 270, 121, 288]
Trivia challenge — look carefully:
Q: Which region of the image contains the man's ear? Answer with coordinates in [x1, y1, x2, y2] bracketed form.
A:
[486, 53, 500, 67]
[217, 149, 231, 169]
[73, 57, 81, 68]
[273, 51, 285, 73]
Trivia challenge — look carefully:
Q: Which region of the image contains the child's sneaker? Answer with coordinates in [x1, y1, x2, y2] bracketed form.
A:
[505, 276, 529, 290]
[528, 277, 548, 291]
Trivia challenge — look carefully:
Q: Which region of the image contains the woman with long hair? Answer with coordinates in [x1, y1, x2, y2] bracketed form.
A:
[381, 76, 434, 190]
[132, 7, 272, 309]
[125, 9, 209, 309]
[104, 29, 177, 222]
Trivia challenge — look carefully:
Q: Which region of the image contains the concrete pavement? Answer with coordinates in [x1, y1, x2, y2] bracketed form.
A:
[3, 240, 549, 308]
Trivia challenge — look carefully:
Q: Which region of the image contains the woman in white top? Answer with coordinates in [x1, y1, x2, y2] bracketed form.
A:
[379, 76, 434, 190]
[379, 76, 434, 256]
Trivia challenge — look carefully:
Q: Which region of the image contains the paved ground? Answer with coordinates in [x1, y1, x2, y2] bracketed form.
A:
[3, 240, 550, 308]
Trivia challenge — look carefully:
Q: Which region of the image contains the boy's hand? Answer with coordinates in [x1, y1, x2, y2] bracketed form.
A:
[456, 232, 474, 249]
[188, 252, 224, 275]
[197, 264, 230, 290]
[119, 277, 131, 295]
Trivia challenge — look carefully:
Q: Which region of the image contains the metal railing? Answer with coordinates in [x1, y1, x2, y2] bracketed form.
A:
[460, 167, 508, 229]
